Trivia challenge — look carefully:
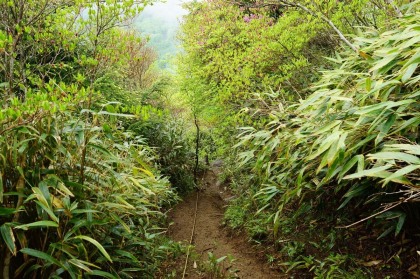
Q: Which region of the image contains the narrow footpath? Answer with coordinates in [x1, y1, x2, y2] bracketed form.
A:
[167, 168, 282, 278]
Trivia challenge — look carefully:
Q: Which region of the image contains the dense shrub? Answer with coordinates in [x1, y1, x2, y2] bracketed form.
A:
[128, 116, 196, 193]
[0, 1, 186, 278]
[237, 5, 419, 248]
[0, 87, 179, 278]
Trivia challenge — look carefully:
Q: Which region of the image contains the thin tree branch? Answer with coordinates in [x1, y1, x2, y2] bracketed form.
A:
[193, 112, 200, 186]
[337, 191, 420, 229]
[230, 0, 359, 53]
[385, 0, 403, 17]
[276, 1, 359, 53]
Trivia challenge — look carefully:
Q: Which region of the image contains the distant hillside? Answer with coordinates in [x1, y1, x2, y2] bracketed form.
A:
[134, 0, 187, 68]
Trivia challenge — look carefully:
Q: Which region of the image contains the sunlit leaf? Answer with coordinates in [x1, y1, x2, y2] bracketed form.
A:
[73, 236, 112, 262]
[1, 224, 16, 255]
[15, 221, 58, 230]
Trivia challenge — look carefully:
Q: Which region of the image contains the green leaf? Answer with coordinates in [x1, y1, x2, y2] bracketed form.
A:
[238, 150, 255, 166]
[344, 165, 392, 180]
[75, 130, 85, 146]
[34, 201, 59, 223]
[365, 77, 372, 91]
[308, 131, 340, 160]
[383, 165, 420, 185]
[368, 152, 420, 164]
[0, 207, 16, 216]
[312, 120, 341, 135]
[127, 177, 154, 196]
[32, 187, 50, 207]
[15, 221, 58, 230]
[89, 270, 118, 279]
[395, 213, 406, 236]
[87, 143, 116, 159]
[338, 184, 370, 210]
[377, 226, 394, 240]
[370, 54, 398, 73]
[354, 102, 388, 116]
[357, 155, 365, 173]
[343, 184, 370, 199]
[391, 117, 420, 135]
[20, 248, 66, 269]
[386, 144, 420, 155]
[73, 235, 112, 262]
[401, 62, 418, 83]
[1, 224, 16, 255]
[375, 113, 396, 146]
[273, 210, 281, 238]
[114, 250, 139, 262]
[68, 259, 92, 273]
[98, 111, 136, 118]
[339, 155, 363, 180]
[216, 256, 227, 263]
[110, 213, 131, 233]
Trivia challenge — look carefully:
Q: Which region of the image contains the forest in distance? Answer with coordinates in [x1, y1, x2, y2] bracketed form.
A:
[0, 0, 419, 278]
[134, 0, 186, 69]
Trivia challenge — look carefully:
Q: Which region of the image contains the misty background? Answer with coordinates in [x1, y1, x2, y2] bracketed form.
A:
[134, 0, 189, 68]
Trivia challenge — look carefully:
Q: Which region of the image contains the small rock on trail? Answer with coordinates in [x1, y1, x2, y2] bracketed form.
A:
[167, 169, 282, 278]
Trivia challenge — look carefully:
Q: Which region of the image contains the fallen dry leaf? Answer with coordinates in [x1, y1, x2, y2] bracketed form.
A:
[408, 264, 418, 271]
[410, 271, 420, 278]
[361, 260, 382, 267]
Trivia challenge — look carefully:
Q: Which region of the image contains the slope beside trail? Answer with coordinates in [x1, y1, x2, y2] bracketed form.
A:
[167, 167, 283, 278]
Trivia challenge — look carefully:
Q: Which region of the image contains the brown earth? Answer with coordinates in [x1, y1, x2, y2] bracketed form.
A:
[166, 169, 284, 278]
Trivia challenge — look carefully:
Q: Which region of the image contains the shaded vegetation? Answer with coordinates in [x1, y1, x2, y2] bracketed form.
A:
[1, 0, 419, 278]
[179, 0, 420, 277]
[0, 1, 194, 278]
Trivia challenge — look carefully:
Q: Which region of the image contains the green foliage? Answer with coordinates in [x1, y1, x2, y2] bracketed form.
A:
[0, 87, 179, 278]
[2, 0, 418, 277]
[179, 0, 328, 104]
[0, 0, 155, 99]
[189, 2, 420, 276]
[128, 115, 196, 193]
[237, 5, 419, 241]
[200, 252, 237, 279]
[177, 0, 396, 163]
[134, 2, 186, 69]
[224, 198, 249, 230]
[93, 29, 158, 103]
[0, 0, 189, 278]
[282, 252, 369, 278]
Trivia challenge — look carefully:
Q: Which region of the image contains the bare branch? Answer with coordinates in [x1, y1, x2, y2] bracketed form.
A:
[337, 191, 420, 229]
[275, 0, 359, 53]
[385, 0, 403, 17]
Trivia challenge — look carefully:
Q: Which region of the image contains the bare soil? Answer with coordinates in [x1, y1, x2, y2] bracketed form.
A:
[167, 169, 283, 278]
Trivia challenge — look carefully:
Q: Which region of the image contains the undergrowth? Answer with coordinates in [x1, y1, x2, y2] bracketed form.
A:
[223, 3, 420, 278]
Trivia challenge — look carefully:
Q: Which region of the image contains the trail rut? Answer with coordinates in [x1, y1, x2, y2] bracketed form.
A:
[167, 169, 282, 278]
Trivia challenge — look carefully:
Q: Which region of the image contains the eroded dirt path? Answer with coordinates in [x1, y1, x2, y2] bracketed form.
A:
[168, 169, 282, 278]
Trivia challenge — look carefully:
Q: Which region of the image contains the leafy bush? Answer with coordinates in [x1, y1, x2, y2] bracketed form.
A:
[0, 86, 179, 278]
[177, 0, 397, 170]
[237, 5, 419, 241]
[0, 1, 195, 278]
[128, 116, 196, 193]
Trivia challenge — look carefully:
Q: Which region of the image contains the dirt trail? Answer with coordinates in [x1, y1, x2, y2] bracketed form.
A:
[168, 168, 282, 278]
